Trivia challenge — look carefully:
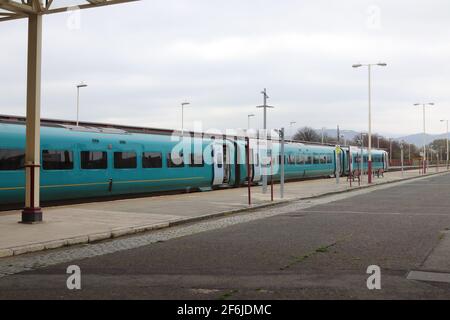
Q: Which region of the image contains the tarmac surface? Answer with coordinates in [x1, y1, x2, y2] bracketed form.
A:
[0, 171, 449, 299]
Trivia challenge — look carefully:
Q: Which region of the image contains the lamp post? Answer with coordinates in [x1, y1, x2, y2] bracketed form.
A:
[352, 62, 387, 183]
[257, 88, 274, 193]
[181, 102, 190, 136]
[414, 102, 434, 174]
[440, 119, 449, 170]
[76, 83, 88, 126]
[247, 114, 255, 129]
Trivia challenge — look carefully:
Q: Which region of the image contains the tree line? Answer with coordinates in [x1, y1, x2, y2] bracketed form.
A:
[291, 126, 450, 161]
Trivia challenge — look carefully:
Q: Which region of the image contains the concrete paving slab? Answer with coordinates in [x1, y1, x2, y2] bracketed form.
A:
[407, 271, 450, 284]
[421, 231, 450, 272]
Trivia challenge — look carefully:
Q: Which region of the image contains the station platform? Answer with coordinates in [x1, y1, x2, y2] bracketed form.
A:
[0, 167, 448, 258]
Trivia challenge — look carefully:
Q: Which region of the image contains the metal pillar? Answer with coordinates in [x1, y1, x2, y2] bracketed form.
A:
[400, 143, 404, 176]
[389, 139, 392, 164]
[408, 144, 411, 162]
[335, 145, 340, 184]
[367, 64, 373, 184]
[445, 120, 449, 170]
[245, 137, 251, 205]
[22, 14, 43, 224]
[423, 105, 426, 174]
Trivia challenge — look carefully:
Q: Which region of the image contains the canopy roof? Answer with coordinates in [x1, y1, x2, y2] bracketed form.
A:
[0, 0, 137, 22]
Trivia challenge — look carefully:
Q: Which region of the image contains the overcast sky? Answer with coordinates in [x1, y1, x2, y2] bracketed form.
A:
[1, 0, 450, 137]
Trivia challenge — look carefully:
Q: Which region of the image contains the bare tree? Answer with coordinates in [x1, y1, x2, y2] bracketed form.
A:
[293, 127, 321, 142]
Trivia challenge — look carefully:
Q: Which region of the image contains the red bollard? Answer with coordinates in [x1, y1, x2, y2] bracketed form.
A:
[246, 137, 251, 206]
[270, 158, 274, 202]
[348, 151, 352, 187]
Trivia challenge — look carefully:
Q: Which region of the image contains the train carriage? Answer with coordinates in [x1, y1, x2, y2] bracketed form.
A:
[0, 117, 389, 207]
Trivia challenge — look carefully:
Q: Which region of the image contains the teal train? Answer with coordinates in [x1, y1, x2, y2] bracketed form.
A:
[0, 116, 389, 207]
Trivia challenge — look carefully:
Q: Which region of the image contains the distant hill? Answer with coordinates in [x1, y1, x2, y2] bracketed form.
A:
[396, 133, 448, 146]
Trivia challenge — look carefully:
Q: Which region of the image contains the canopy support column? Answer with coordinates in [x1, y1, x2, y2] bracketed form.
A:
[21, 13, 43, 224]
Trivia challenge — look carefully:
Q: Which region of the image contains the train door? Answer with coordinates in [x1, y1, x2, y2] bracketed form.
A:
[212, 143, 224, 186]
[223, 144, 231, 184]
[252, 146, 261, 182]
[346, 149, 352, 174]
[384, 152, 389, 170]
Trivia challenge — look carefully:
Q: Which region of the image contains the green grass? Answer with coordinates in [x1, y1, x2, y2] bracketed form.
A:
[218, 289, 238, 300]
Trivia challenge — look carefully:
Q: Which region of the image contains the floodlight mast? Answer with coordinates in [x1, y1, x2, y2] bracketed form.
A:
[0, 0, 139, 223]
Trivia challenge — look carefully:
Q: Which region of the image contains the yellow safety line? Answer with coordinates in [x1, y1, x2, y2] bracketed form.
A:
[0, 176, 205, 191]
[0, 186, 24, 191]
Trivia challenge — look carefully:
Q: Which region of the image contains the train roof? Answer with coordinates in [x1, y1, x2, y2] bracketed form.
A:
[0, 114, 388, 152]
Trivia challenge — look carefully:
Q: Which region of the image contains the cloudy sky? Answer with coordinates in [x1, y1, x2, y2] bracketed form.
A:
[1, 0, 450, 137]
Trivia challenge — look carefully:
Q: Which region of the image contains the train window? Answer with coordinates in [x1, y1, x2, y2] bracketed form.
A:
[143, 152, 162, 168]
[288, 154, 294, 165]
[167, 152, 184, 168]
[190, 154, 204, 167]
[306, 156, 313, 164]
[42, 150, 73, 170]
[328, 155, 333, 164]
[313, 155, 320, 164]
[0, 149, 25, 170]
[114, 152, 137, 169]
[81, 151, 107, 169]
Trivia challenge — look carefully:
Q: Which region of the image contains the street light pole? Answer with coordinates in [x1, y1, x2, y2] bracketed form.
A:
[257, 88, 274, 130]
[76, 83, 88, 126]
[352, 62, 387, 183]
[414, 102, 434, 174]
[440, 119, 449, 170]
[256, 88, 275, 194]
[181, 102, 190, 136]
